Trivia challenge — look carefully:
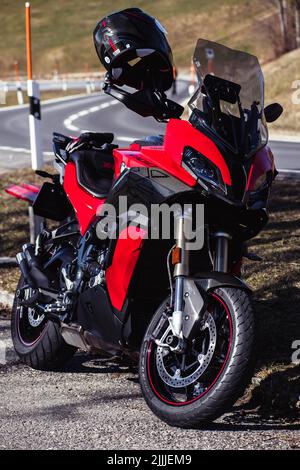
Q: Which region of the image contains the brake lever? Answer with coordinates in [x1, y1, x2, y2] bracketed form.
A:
[35, 170, 59, 184]
[35, 170, 55, 179]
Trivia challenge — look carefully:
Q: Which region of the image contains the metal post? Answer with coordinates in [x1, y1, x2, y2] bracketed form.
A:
[14, 61, 24, 105]
[26, 2, 43, 170]
[85, 77, 91, 94]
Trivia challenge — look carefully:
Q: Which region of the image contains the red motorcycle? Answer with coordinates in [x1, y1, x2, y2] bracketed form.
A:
[11, 17, 282, 427]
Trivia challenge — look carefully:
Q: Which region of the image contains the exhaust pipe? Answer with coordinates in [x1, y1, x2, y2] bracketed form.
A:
[16, 244, 49, 289]
[61, 323, 121, 356]
[16, 252, 37, 287]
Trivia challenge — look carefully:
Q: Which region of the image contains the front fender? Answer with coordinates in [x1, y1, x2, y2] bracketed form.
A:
[182, 272, 251, 340]
[193, 271, 252, 293]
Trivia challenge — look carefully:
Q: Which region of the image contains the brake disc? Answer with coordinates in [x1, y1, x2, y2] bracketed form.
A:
[27, 308, 45, 327]
[24, 288, 45, 327]
[156, 313, 217, 388]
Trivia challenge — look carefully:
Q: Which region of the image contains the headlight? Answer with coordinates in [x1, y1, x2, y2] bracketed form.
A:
[182, 146, 227, 194]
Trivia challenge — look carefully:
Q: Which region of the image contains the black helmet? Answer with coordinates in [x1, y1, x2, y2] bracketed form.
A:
[93, 8, 174, 91]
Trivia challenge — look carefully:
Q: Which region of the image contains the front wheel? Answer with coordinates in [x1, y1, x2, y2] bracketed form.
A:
[139, 287, 255, 428]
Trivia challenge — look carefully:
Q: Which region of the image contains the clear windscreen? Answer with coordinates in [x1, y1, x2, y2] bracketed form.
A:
[188, 39, 268, 158]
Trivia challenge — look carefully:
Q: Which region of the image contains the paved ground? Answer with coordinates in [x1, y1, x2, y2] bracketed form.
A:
[0, 320, 299, 450]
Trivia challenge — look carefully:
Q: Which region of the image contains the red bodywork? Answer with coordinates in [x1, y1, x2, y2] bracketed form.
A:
[4, 121, 273, 313]
[61, 119, 273, 312]
[63, 162, 106, 234]
[113, 119, 232, 186]
[106, 226, 147, 311]
[246, 146, 275, 191]
[5, 183, 40, 204]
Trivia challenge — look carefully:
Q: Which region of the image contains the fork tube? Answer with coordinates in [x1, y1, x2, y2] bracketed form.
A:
[172, 215, 190, 336]
[213, 232, 231, 273]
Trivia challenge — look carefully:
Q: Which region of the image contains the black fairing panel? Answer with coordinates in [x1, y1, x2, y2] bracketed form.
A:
[76, 284, 123, 348]
[107, 167, 193, 209]
[33, 182, 73, 221]
[193, 272, 251, 293]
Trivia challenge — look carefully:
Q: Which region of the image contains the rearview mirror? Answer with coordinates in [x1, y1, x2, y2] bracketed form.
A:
[264, 103, 283, 123]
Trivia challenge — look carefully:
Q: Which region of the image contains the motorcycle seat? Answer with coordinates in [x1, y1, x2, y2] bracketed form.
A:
[71, 149, 114, 198]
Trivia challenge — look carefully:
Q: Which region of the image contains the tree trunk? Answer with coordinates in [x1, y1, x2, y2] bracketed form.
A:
[295, 0, 300, 48]
[277, 0, 289, 51]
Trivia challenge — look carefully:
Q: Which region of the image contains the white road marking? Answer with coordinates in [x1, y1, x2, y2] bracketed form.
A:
[270, 135, 300, 143]
[117, 136, 135, 142]
[277, 168, 300, 174]
[63, 99, 118, 132]
[0, 145, 31, 153]
[0, 146, 52, 155]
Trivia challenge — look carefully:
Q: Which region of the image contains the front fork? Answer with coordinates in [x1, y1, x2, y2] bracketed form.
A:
[171, 216, 231, 338]
[170, 215, 190, 337]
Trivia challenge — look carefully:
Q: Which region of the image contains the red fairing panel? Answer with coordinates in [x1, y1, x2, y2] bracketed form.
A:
[5, 183, 40, 204]
[247, 146, 275, 191]
[112, 119, 231, 187]
[106, 226, 147, 311]
[163, 119, 232, 186]
[63, 162, 106, 234]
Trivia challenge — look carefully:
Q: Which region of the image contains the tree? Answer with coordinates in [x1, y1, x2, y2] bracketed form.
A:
[277, 0, 289, 52]
[295, 0, 300, 48]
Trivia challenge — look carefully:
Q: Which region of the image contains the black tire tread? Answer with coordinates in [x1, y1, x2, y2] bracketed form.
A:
[139, 287, 256, 428]
[11, 276, 76, 371]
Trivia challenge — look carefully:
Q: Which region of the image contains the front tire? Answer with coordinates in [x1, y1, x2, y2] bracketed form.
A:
[11, 276, 77, 371]
[139, 287, 255, 428]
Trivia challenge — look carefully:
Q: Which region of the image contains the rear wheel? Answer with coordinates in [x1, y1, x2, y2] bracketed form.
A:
[11, 276, 76, 370]
[139, 287, 255, 428]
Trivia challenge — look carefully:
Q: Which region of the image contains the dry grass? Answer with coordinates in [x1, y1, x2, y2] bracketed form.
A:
[0, 166, 49, 259]
[234, 177, 300, 422]
[263, 48, 300, 135]
[0, 166, 299, 420]
[0, 0, 279, 77]
[0, 88, 87, 108]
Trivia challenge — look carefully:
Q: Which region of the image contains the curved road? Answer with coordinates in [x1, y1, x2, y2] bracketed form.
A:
[0, 79, 299, 173]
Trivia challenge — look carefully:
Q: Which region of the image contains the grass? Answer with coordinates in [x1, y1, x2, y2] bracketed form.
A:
[0, 0, 299, 132]
[0, 88, 88, 108]
[0, 166, 53, 293]
[264, 48, 300, 135]
[0, 165, 299, 421]
[0, 0, 275, 76]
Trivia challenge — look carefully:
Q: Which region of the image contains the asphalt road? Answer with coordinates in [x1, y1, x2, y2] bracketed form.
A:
[3, 78, 102, 92]
[0, 79, 299, 172]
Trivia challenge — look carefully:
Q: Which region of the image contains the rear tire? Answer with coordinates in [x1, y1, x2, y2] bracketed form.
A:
[139, 287, 256, 428]
[11, 276, 77, 371]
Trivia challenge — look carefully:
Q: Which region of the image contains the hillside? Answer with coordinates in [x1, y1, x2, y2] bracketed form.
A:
[0, 0, 299, 133]
[263, 48, 300, 135]
[0, 0, 281, 76]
